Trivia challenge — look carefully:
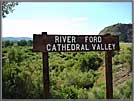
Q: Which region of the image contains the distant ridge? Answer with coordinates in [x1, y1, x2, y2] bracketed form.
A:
[2, 37, 32, 41]
[99, 23, 132, 42]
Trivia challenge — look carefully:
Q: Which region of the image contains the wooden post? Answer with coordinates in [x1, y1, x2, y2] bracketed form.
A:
[42, 32, 50, 99]
[105, 51, 113, 99]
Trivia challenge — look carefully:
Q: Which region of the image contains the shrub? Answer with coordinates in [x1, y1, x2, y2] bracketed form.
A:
[80, 52, 103, 71]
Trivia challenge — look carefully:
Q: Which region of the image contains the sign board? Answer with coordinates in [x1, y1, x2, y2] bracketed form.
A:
[32, 32, 120, 99]
[33, 33, 119, 52]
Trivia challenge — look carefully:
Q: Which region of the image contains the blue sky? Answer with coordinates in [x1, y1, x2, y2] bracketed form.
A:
[2, 2, 132, 37]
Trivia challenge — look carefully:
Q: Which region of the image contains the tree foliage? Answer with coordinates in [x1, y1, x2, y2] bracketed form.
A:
[17, 40, 32, 46]
[2, 1, 18, 18]
[2, 40, 13, 47]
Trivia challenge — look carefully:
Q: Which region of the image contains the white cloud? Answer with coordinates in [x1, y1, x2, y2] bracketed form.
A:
[2, 17, 99, 37]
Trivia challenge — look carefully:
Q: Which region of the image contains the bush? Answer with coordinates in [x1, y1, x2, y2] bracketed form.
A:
[80, 52, 103, 71]
[113, 79, 132, 99]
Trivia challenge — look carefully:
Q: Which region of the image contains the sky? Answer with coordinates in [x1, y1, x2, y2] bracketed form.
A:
[2, 2, 132, 38]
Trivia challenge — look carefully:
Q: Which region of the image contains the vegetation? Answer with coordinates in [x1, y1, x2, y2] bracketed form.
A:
[17, 40, 32, 46]
[2, 40, 132, 99]
[2, 40, 14, 48]
[2, 40, 33, 47]
[2, 1, 19, 18]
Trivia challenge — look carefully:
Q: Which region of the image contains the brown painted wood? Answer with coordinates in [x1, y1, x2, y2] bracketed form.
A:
[33, 34, 119, 52]
[42, 52, 49, 99]
[42, 32, 50, 99]
[105, 51, 113, 99]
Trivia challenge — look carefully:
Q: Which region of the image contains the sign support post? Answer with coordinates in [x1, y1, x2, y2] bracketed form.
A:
[105, 51, 113, 99]
[42, 32, 50, 99]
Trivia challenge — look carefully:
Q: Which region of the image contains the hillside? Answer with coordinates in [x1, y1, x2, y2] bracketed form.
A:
[99, 23, 132, 42]
[3, 37, 32, 42]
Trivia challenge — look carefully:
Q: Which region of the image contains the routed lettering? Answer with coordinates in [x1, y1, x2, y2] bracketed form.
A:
[33, 34, 119, 52]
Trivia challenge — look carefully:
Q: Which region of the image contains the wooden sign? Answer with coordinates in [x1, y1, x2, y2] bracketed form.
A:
[32, 32, 119, 99]
[33, 33, 119, 52]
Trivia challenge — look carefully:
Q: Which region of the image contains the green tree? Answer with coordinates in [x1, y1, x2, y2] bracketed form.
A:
[27, 40, 33, 46]
[17, 40, 27, 46]
[2, 40, 13, 47]
[2, 1, 18, 18]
